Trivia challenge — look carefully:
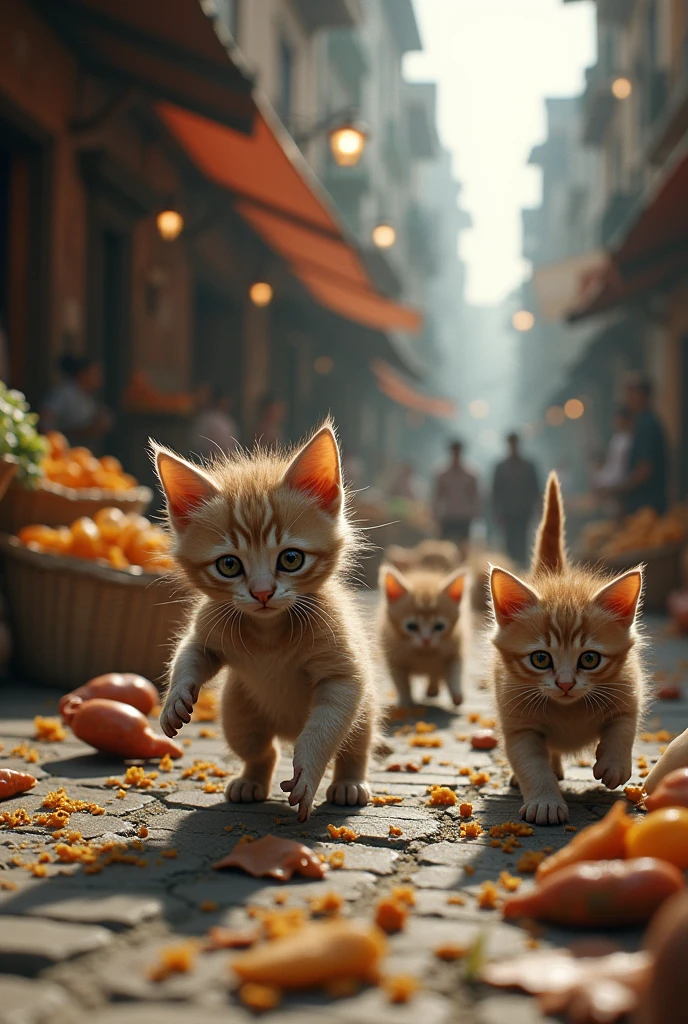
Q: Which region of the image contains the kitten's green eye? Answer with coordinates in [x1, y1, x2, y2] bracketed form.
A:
[433, 622, 446, 632]
[578, 651, 601, 670]
[530, 650, 552, 670]
[277, 549, 304, 573]
[216, 555, 243, 579]
[405, 620, 419, 632]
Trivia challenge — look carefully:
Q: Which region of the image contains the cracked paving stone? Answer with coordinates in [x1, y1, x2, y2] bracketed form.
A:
[24, 893, 163, 929]
[172, 869, 377, 915]
[477, 994, 556, 1024]
[0, 973, 74, 1024]
[0, 916, 112, 974]
[391, 917, 532, 970]
[312, 842, 398, 874]
[96, 945, 237, 1003]
[92, 1007, 251, 1024]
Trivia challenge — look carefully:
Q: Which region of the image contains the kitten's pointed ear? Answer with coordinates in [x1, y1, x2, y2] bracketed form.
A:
[490, 566, 539, 626]
[152, 442, 218, 529]
[442, 568, 466, 604]
[283, 425, 341, 512]
[594, 567, 643, 626]
[380, 565, 409, 603]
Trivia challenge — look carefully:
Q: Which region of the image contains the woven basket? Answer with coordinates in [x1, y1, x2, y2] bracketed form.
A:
[0, 536, 187, 689]
[599, 541, 686, 614]
[0, 478, 153, 534]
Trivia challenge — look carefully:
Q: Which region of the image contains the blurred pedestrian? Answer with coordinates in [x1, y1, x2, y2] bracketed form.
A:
[619, 374, 668, 515]
[254, 393, 287, 447]
[492, 432, 540, 566]
[432, 439, 480, 546]
[41, 355, 112, 444]
[594, 407, 633, 491]
[189, 384, 240, 459]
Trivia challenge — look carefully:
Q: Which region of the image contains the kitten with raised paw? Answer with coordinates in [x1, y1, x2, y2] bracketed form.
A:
[154, 422, 378, 822]
[379, 563, 466, 708]
[489, 473, 646, 826]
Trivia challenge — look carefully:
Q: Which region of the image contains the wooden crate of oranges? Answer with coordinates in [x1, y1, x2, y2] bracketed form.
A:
[0, 432, 152, 534]
[0, 509, 186, 688]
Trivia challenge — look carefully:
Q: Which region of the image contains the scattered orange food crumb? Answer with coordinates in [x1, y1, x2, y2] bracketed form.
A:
[577, 758, 592, 767]
[200, 901, 218, 913]
[421, 755, 432, 765]
[526, 937, 540, 949]
[447, 894, 466, 905]
[405, 762, 420, 773]
[499, 871, 522, 892]
[181, 760, 228, 781]
[489, 822, 534, 839]
[116, 789, 127, 799]
[564, 825, 578, 833]
[640, 730, 673, 742]
[325, 849, 345, 869]
[415, 721, 436, 734]
[33, 716, 66, 742]
[460, 821, 483, 839]
[389, 825, 403, 838]
[477, 881, 499, 909]
[236, 835, 255, 847]
[463, 864, 475, 876]
[375, 897, 408, 933]
[158, 754, 174, 772]
[458, 766, 471, 776]
[29, 863, 48, 877]
[637, 755, 648, 768]
[10, 742, 39, 764]
[639, 768, 649, 778]
[123, 766, 158, 789]
[326, 824, 358, 843]
[0, 880, 17, 891]
[309, 891, 344, 916]
[392, 885, 416, 907]
[435, 943, 467, 961]
[40, 787, 105, 819]
[161, 848, 178, 859]
[469, 771, 490, 787]
[516, 850, 546, 873]
[467, 713, 481, 723]
[147, 942, 197, 981]
[480, 716, 496, 728]
[427, 785, 457, 807]
[459, 802, 473, 818]
[409, 735, 442, 749]
[385, 763, 402, 772]
[372, 795, 403, 806]
[194, 688, 218, 721]
[238, 982, 282, 1012]
[383, 974, 420, 1004]
[203, 782, 224, 793]
[198, 728, 218, 739]
[624, 785, 644, 805]
[205, 926, 258, 950]
[33, 810, 70, 829]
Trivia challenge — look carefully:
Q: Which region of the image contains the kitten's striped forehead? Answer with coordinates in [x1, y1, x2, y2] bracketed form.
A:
[228, 493, 282, 549]
[542, 607, 588, 648]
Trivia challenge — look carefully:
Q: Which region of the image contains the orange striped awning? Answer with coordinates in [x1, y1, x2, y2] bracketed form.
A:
[157, 101, 423, 334]
[372, 359, 456, 420]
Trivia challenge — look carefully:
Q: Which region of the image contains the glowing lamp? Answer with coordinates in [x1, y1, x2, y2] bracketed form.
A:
[565, 398, 584, 420]
[328, 122, 368, 167]
[249, 282, 273, 307]
[314, 356, 334, 375]
[156, 209, 184, 242]
[512, 310, 535, 332]
[372, 223, 396, 249]
[611, 77, 632, 100]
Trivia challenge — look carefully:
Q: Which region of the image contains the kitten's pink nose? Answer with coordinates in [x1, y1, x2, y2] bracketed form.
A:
[251, 588, 275, 606]
[556, 679, 575, 694]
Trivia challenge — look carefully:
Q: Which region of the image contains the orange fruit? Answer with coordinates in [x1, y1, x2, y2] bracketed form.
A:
[69, 517, 102, 560]
[107, 545, 130, 570]
[118, 515, 150, 556]
[126, 529, 168, 568]
[69, 447, 94, 467]
[46, 431, 69, 457]
[625, 807, 688, 869]
[19, 525, 57, 547]
[44, 527, 72, 554]
[100, 455, 123, 474]
[94, 506, 126, 542]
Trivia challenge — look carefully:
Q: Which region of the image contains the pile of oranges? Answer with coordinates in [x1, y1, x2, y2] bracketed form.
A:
[18, 508, 173, 574]
[41, 433, 139, 492]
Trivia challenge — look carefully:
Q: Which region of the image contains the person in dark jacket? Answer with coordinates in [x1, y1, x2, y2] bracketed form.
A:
[492, 432, 541, 566]
[620, 375, 668, 515]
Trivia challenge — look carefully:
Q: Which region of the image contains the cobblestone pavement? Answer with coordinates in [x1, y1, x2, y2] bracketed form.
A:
[1, 610, 687, 1024]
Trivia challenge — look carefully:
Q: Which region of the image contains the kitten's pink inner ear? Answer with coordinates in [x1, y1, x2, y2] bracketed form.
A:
[284, 428, 341, 509]
[444, 573, 465, 603]
[490, 567, 538, 624]
[384, 572, 408, 602]
[157, 452, 216, 524]
[595, 570, 642, 625]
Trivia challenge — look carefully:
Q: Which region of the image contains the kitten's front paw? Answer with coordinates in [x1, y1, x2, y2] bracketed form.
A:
[326, 779, 371, 807]
[593, 755, 631, 791]
[520, 793, 569, 826]
[226, 778, 267, 803]
[160, 684, 198, 737]
[426, 679, 440, 698]
[280, 765, 316, 822]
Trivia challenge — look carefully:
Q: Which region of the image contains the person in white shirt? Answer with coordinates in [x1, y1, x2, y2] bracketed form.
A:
[432, 440, 480, 545]
[593, 407, 633, 490]
[189, 385, 241, 459]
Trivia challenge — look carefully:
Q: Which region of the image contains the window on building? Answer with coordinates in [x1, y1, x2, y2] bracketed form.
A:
[278, 38, 294, 127]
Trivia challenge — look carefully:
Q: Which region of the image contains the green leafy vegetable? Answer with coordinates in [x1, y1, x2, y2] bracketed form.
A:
[0, 382, 48, 488]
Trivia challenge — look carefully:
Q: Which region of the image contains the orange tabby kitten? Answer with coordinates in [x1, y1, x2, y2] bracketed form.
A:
[490, 473, 646, 825]
[154, 423, 378, 822]
[379, 564, 466, 707]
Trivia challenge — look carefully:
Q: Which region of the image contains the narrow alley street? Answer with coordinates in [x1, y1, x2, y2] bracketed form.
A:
[0, 609, 685, 1024]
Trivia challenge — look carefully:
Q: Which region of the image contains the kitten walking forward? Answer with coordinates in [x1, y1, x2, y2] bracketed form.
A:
[154, 423, 377, 821]
[489, 473, 646, 825]
[379, 564, 466, 707]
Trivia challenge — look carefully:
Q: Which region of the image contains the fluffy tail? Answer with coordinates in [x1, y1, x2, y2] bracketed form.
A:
[532, 472, 567, 573]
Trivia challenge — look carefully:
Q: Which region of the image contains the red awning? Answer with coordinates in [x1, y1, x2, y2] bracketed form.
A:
[568, 149, 688, 321]
[372, 360, 456, 420]
[157, 101, 423, 334]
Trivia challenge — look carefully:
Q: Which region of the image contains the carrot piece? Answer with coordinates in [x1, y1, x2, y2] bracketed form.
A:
[535, 800, 631, 881]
